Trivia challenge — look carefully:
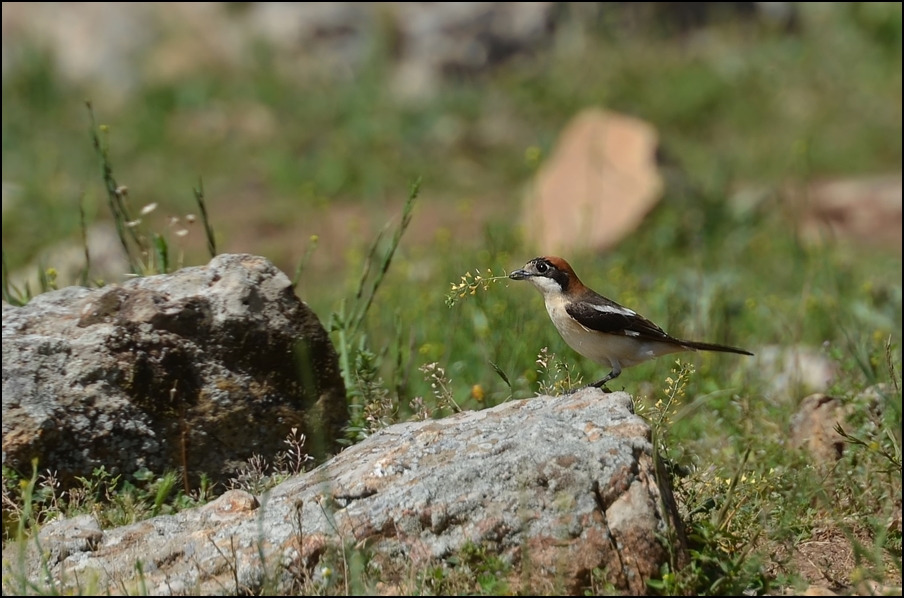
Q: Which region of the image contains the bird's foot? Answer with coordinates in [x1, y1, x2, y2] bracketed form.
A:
[562, 382, 612, 395]
[587, 376, 615, 392]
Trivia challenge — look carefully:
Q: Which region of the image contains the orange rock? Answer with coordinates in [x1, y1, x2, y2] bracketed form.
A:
[523, 108, 663, 254]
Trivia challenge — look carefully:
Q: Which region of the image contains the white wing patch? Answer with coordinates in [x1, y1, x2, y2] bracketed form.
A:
[589, 303, 636, 317]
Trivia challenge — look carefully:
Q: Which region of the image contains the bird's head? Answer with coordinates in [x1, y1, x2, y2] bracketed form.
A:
[509, 256, 582, 297]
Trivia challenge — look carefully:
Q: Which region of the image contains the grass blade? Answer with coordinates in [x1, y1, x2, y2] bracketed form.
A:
[193, 178, 217, 259]
[292, 235, 320, 289]
[77, 191, 91, 287]
[86, 101, 139, 274]
[489, 361, 512, 391]
[350, 177, 420, 335]
[153, 233, 170, 274]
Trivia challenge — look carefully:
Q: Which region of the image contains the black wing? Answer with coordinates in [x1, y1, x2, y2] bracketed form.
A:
[565, 299, 681, 344]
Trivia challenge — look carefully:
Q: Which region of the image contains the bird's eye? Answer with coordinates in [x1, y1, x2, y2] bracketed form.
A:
[536, 262, 548, 273]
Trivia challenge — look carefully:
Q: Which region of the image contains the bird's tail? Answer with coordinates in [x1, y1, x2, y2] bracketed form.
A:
[680, 340, 754, 356]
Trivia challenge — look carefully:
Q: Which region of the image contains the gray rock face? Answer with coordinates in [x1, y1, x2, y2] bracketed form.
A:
[2, 254, 346, 487]
[3, 389, 687, 595]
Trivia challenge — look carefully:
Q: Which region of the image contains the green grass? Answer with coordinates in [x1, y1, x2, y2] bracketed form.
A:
[2, 3, 902, 595]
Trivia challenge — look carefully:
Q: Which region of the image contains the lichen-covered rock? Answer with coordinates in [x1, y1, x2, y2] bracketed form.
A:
[2, 254, 346, 487]
[3, 389, 687, 596]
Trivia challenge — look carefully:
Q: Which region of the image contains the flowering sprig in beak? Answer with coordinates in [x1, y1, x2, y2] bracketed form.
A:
[445, 268, 509, 307]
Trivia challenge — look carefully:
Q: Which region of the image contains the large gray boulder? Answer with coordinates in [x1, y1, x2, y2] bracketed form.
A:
[2, 254, 347, 487]
[3, 389, 687, 595]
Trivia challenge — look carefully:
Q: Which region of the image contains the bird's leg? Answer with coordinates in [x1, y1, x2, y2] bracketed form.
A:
[565, 365, 620, 395]
[589, 364, 621, 388]
[588, 374, 614, 389]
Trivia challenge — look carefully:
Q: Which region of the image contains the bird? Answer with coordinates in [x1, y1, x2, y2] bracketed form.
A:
[509, 256, 753, 390]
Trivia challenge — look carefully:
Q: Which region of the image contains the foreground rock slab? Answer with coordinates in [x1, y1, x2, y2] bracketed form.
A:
[3, 389, 687, 595]
[2, 254, 346, 487]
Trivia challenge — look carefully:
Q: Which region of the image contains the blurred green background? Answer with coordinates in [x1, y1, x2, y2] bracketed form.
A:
[2, 2, 901, 407]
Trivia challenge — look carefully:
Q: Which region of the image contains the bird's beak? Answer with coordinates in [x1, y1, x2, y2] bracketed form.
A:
[509, 269, 531, 281]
